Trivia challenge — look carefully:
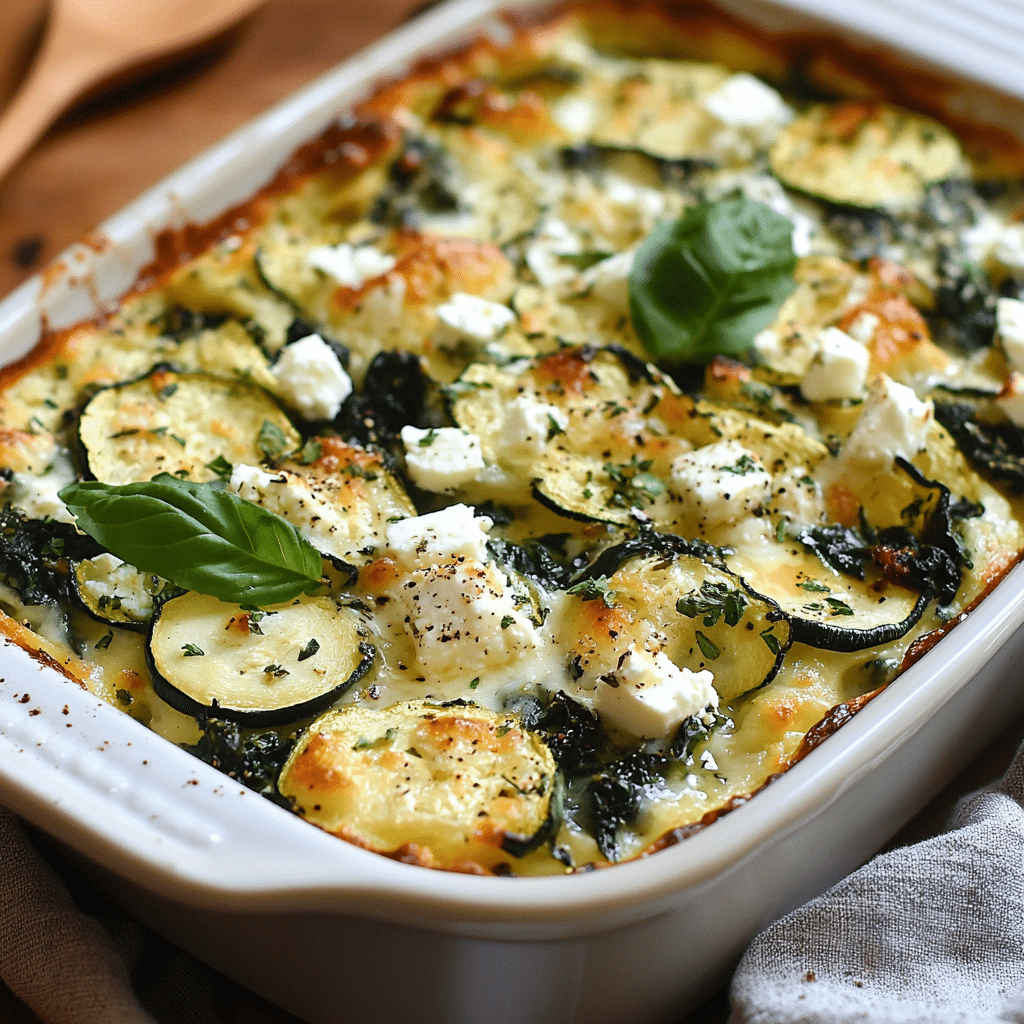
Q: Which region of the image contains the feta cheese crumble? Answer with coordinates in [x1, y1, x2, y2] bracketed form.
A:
[593, 645, 718, 739]
[78, 554, 155, 623]
[701, 73, 793, 162]
[401, 426, 484, 491]
[306, 243, 396, 288]
[670, 440, 773, 527]
[499, 396, 569, 463]
[9, 449, 77, 525]
[272, 334, 353, 421]
[841, 374, 934, 468]
[434, 292, 515, 349]
[800, 327, 870, 402]
[386, 504, 492, 570]
[996, 297, 1024, 374]
[394, 559, 538, 680]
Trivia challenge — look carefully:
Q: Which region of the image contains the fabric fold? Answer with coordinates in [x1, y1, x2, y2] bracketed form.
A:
[730, 742, 1024, 1024]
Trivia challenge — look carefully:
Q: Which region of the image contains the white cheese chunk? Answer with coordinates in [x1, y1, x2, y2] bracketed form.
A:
[841, 374, 934, 468]
[551, 94, 597, 138]
[306, 243, 396, 288]
[994, 224, 1024, 275]
[78, 554, 155, 621]
[996, 297, 1024, 374]
[997, 371, 1024, 428]
[401, 426, 485, 492]
[800, 327, 870, 402]
[434, 292, 515, 349]
[395, 559, 538, 680]
[386, 504, 492, 570]
[272, 334, 353, 421]
[670, 440, 773, 527]
[845, 311, 880, 345]
[701, 73, 793, 162]
[525, 219, 583, 289]
[499, 396, 568, 463]
[580, 249, 635, 310]
[9, 449, 77, 525]
[593, 645, 718, 739]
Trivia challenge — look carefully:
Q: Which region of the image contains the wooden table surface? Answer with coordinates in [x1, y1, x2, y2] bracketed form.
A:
[1, 2, 1023, 1021]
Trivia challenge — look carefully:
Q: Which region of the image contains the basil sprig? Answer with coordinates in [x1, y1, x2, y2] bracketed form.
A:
[59, 474, 324, 606]
[629, 196, 797, 362]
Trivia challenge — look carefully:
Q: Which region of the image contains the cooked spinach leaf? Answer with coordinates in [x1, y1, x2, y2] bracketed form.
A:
[0, 506, 101, 606]
[629, 197, 797, 362]
[935, 400, 1024, 489]
[183, 718, 295, 805]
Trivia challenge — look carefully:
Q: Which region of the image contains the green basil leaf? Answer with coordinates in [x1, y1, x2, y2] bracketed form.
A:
[59, 474, 323, 606]
[629, 197, 797, 362]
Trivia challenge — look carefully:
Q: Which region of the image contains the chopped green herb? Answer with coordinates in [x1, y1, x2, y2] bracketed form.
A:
[204, 455, 233, 480]
[257, 420, 289, 462]
[676, 581, 746, 628]
[760, 628, 781, 655]
[469, 677, 480, 690]
[547, 414, 566, 440]
[298, 438, 323, 465]
[181, 644, 204, 657]
[798, 580, 830, 593]
[695, 631, 721, 660]
[115, 688, 133, 706]
[169, 433, 187, 448]
[95, 631, 114, 650]
[826, 597, 855, 616]
[298, 638, 320, 661]
[263, 664, 289, 677]
[417, 428, 438, 448]
[567, 576, 616, 606]
[721, 454, 758, 475]
[500, 615, 516, 629]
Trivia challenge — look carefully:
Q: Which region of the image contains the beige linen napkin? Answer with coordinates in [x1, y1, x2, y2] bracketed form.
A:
[0, 805, 236, 1024]
[730, 740, 1024, 1024]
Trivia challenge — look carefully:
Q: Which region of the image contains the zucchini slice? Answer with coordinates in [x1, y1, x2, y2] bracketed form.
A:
[148, 592, 373, 726]
[228, 439, 415, 566]
[561, 537, 790, 703]
[72, 554, 166, 631]
[769, 102, 963, 209]
[78, 370, 300, 485]
[451, 345, 706, 524]
[278, 700, 556, 870]
[729, 541, 929, 654]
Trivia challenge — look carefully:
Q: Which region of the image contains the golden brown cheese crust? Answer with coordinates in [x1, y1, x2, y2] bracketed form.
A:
[1, 2, 1024, 875]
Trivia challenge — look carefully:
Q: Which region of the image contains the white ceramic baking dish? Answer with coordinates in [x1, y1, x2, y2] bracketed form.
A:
[2, 1, 1024, 1021]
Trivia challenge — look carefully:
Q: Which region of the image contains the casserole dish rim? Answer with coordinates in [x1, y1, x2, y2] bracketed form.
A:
[0, 0, 1022, 930]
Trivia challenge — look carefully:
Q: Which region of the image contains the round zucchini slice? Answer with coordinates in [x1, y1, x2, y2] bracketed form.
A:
[450, 346, 708, 525]
[730, 542, 929, 654]
[278, 700, 556, 870]
[72, 554, 166, 631]
[229, 438, 416, 566]
[769, 102, 963, 208]
[561, 537, 790, 703]
[148, 592, 373, 726]
[78, 369, 300, 484]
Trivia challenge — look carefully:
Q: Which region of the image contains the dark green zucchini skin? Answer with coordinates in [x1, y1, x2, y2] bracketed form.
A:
[788, 592, 931, 653]
[146, 591, 376, 727]
[147, 639, 375, 727]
